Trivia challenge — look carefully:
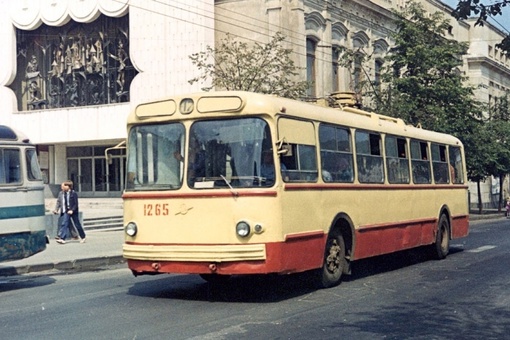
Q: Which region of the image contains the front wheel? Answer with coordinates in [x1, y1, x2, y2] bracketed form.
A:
[430, 214, 450, 260]
[314, 230, 346, 289]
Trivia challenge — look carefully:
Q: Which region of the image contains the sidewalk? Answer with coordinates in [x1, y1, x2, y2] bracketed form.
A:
[0, 229, 125, 276]
[0, 202, 506, 277]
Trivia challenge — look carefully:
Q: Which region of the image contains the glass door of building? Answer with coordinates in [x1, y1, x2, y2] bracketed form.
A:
[67, 146, 125, 197]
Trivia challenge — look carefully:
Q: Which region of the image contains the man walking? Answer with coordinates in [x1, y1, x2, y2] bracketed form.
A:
[55, 181, 86, 244]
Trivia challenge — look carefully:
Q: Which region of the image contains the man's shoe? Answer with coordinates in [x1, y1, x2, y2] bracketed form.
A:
[56, 239, 66, 244]
[80, 238, 86, 243]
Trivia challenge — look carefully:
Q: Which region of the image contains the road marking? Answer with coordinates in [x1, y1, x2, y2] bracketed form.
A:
[467, 245, 497, 253]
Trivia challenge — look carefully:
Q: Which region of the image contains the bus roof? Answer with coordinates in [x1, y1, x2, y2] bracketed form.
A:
[0, 125, 32, 144]
[129, 91, 463, 146]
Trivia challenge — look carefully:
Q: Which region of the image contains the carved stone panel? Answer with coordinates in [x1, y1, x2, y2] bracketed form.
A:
[11, 14, 136, 111]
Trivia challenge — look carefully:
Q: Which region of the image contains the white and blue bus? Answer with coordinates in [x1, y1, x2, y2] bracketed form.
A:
[0, 125, 47, 262]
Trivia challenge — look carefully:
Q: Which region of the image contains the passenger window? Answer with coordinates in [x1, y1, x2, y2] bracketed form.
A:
[0, 148, 22, 184]
[278, 118, 317, 182]
[355, 131, 384, 183]
[410, 140, 431, 184]
[449, 146, 464, 184]
[385, 135, 410, 184]
[319, 124, 354, 183]
[431, 144, 449, 184]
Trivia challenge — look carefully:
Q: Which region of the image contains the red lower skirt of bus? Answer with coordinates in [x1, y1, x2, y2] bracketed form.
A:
[126, 231, 327, 276]
[126, 214, 469, 276]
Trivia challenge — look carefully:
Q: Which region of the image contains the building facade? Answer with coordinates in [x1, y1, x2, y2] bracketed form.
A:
[0, 0, 214, 197]
[1, 0, 509, 205]
[215, 0, 510, 208]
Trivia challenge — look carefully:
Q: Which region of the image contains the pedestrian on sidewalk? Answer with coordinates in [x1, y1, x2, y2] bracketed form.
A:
[53, 181, 79, 241]
[55, 180, 87, 244]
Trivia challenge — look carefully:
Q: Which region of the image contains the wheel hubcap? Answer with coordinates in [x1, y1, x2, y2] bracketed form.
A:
[326, 239, 341, 273]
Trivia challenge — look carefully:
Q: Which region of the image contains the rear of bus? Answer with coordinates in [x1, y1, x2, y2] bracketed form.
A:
[122, 94, 322, 280]
[0, 126, 47, 262]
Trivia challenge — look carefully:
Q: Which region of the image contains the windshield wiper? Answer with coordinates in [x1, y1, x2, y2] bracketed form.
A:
[220, 175, 238, 197]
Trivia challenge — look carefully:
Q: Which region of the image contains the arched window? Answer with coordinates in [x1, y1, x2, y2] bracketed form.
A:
[306, 38, 317, 98]
[353, 52, 364, 92]
[332, 46, 341, 92]
[374, 59, 383, 89]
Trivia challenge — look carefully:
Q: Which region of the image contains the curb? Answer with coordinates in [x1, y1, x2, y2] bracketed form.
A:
[0, 255, 125, 277]
[470, 214, 506, 221]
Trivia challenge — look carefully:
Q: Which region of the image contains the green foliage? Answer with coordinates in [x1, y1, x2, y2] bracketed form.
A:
[372, 2, 489, 182]
[452, 0, 510, 54]
[486, 92, 510, 176]
[189, 32, 309, 99]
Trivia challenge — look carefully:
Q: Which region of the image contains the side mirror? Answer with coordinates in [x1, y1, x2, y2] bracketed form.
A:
[277, 144, 290, 155]
[276, 138, 291, 156]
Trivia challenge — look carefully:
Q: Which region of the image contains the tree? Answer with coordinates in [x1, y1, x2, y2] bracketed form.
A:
[375, 2, 480, 130]
[452, 0, 510, 54]
[189, 32, 309, 99]
[485, 92, 510, 210]
[372, 2, 492, 211]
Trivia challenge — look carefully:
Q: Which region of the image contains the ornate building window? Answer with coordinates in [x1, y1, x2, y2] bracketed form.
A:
[11, 14, 136, 111]
[306, 38, 317, 98]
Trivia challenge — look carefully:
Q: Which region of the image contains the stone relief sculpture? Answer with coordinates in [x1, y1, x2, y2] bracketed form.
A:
[13, 15, 135, 111]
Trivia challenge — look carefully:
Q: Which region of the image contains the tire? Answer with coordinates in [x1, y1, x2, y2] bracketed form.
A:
[431, 214, 450, 260]
[199, 274, 231, 284]
[315, 230, 346, 289]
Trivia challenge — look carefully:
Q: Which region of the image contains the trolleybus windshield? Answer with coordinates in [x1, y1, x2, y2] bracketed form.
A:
[126, 117, 276, 190]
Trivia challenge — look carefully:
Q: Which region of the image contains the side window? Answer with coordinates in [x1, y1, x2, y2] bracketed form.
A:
[26, 149, 43, 181]
[278, 118, 317, 182]
[0, 149, 21, 184]
[410, 140, 431, 184]
[319, 124, 354, 183]
[449, 146, 464, 184]
[385, 135, 410, 184]
[355, 131, 384, 183]
[431, 143, 449, 184]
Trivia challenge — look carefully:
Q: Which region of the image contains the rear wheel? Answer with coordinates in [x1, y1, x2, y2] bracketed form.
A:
[315, 229, 346, 288]
[430, 214, 450, 259]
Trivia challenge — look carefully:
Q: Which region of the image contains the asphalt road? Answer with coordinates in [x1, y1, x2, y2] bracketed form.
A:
[1, 218, 509, 340]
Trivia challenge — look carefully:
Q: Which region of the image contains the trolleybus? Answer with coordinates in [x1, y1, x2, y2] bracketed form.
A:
[122, 91, 469, 288]
[0, 125, 47, 262]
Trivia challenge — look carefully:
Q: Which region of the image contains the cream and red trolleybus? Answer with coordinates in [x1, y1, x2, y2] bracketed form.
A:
[122, 91, 469, 288]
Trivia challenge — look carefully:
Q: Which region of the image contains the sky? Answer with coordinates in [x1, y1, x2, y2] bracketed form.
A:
[443, 0, 510, 34]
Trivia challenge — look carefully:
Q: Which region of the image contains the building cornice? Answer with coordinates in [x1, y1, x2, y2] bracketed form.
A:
[466, 55, 510, 77]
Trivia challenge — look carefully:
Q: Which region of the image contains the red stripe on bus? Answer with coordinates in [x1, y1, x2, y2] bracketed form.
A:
[284, 183, 469, 191]
[122, 190, 278, 199]
[357, 217, 437, 232]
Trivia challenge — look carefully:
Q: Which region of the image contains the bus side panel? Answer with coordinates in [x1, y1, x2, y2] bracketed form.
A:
[0, 186, 47, 262]
[353, 218, 437, 260]
[0, 228, 46, 262]
[451, 215, 469, 239]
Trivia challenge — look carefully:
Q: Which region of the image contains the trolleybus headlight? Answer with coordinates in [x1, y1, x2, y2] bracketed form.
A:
[125, 222, 138, 237]
[236, 221, 250, 237]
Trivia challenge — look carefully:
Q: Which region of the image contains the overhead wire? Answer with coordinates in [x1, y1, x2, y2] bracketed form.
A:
[115, 0, 370, 65]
